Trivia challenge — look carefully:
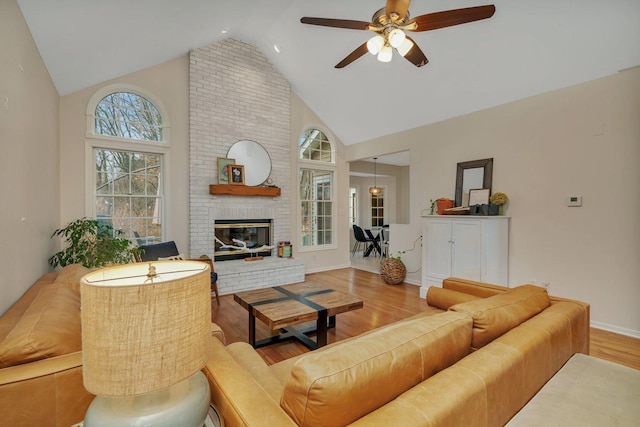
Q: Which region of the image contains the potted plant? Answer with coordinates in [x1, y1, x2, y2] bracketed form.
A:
[489, 192, 508, 215]
[49, 218, 139, 268]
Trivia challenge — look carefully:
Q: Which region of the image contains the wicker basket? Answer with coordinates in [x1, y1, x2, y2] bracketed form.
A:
[380, 258, 407, 285]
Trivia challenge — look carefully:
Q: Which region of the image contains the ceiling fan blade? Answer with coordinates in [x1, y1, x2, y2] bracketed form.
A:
[301, 17, 372, 30]
[385, 0, 411, 21]
[335, 43, 369, 68]
[408, 5, 496, 32]
[400, 36, 428, 67]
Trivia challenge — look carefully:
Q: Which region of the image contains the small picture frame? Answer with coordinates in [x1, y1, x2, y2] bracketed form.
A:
[468, 188, 490, 206]
[217, 157, 235, 184]
[228, 164, 245, 185]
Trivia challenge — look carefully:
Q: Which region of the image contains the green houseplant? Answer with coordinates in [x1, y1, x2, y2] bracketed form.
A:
[49, 218, 139, 268]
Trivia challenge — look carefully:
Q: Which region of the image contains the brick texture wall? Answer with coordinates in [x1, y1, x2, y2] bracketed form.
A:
[189, 39, 291, 266]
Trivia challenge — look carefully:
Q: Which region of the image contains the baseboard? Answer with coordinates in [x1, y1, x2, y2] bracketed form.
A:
[305, 263, 351, 275]
[590, 320, 640, 339]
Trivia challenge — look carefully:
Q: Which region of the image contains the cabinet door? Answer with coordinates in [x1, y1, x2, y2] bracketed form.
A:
[424, 219, 453, 283]
[451, 220, 482, 281]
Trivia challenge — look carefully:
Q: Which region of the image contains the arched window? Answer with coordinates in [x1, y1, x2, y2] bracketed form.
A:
[95, 92, 163, 141]
[298, 128, 335, 249]
[87, 87, 168, 245]
[299, 129, 333, 162]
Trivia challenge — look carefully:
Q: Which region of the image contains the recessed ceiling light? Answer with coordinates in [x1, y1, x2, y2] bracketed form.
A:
[273, 44, 281, 53]
[221, 29, 228, 34]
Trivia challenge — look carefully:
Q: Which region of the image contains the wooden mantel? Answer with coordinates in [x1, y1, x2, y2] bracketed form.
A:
[209, 184, 281, 197]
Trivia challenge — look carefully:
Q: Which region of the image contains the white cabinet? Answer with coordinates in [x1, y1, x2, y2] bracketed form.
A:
[421, 216, 509, 291]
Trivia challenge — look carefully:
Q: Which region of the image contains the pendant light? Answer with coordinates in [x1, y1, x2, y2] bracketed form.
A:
[369, 157, 383, 196]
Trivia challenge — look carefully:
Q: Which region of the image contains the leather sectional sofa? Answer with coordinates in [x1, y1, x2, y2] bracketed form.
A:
[1, 268, 589, 427]
[204, 278, 590, 426]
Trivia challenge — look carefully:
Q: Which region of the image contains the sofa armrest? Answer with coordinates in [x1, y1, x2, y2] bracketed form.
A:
[210, 323, 226, 345]
[0, 352, 94, 427]
[443, 277, 508, 297]
[203, 338, 296, 427]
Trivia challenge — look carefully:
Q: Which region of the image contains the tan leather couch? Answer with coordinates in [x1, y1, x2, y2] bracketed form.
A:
[0, 265, 226, 427]
[0, 265, 93, 426]
[203, 278, 590, 427]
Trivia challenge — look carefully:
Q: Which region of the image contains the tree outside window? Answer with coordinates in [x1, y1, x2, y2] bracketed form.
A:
[90, 90, 166, 244]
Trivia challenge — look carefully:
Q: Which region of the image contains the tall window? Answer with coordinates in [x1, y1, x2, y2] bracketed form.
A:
[88, 88, 167, 244]
[349, 187, 357, 226]
[300, 169, 333, 246]
[299, 129, 335, 249]
[371, 193, 385, 227]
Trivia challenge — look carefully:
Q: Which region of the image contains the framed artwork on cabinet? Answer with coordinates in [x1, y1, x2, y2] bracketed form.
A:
[468, 188, 490, 206]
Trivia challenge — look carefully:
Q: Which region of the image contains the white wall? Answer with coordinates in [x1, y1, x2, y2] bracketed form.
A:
[0, 0, 60, 314]
[347, 68, 640, 336]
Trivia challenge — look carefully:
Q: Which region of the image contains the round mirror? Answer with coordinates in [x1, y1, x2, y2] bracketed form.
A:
[227, 140, 272, 186]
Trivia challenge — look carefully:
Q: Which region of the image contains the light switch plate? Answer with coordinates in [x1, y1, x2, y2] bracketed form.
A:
[567, 196, 582, 207]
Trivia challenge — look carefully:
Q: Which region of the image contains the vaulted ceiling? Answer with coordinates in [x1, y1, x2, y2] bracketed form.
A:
[17, 0, 640, 147]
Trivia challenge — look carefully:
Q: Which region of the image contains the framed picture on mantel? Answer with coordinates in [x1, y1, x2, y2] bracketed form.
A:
[217, 157, 235, 184]
[229, 164, 245, 185]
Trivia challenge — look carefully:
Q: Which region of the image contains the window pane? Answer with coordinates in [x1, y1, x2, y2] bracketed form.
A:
[299, 129, 332, 163]
[300, 169, 333, 247]
[94, 148, 163, 244]
[95, 92, 163, 142]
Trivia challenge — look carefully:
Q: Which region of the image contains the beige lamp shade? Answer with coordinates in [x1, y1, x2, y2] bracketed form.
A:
[81, 261, 212, 397]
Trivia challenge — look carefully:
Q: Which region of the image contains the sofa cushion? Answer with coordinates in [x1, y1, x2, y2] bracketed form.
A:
[280, 311, 472, 427]
[0, 273, 57, 342]
[0, 285, 81, 368]
[53, 264, 91, 293]
[427, 286, 482, 310]
[450, 284, 550, 349]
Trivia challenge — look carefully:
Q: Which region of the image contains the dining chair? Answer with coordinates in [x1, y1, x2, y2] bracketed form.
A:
[352, 225, 378, 257]
[380, 227, 389, 258]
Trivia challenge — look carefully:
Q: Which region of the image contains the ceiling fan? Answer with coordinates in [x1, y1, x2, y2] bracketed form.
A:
[300, 0, 496, 68]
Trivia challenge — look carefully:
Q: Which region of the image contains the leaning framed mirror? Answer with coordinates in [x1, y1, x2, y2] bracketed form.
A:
[455, 158, 493, 207]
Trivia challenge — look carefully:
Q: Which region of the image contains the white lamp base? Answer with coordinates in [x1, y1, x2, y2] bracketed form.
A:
[84, 371, 210, 427]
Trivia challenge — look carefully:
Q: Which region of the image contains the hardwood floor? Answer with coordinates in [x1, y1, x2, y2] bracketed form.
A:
[211, 267, 640, 369]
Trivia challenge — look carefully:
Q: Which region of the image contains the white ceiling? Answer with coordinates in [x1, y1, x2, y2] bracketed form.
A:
[17, 0, 640, 149]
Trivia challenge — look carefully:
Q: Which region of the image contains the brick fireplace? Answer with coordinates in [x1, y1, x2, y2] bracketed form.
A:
[189, 39, 299, 294]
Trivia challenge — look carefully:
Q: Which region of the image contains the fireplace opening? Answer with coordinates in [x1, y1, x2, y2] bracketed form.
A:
[214, 219, 272, 261]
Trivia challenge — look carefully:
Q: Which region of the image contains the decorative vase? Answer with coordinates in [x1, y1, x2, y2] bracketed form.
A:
[436, 199, 454, 215]
[380, 258, 406, 285]
[498, 204, 504, 216]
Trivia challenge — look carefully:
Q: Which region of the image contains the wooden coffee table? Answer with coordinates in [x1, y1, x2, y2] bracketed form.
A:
[233, 282, 363, 350]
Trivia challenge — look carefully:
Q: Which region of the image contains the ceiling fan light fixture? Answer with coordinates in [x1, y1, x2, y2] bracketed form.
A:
[377, 45, 393, 62]
[396, 37, 414, 57]
[388, 28, 406, 48]
[366, 35, 384, 55]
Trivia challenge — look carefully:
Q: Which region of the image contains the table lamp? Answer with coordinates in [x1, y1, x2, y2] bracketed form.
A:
[80, 261, 213, 427]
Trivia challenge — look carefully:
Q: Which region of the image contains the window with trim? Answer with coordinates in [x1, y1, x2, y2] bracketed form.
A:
[299, 129, 335, 249]
[88, 89, 166, 245]
[349, 187, 357, 226]
[371, 193, 385, 227]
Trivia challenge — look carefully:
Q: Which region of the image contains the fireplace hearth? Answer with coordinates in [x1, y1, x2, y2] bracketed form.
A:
[214, 219, 272, 261]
